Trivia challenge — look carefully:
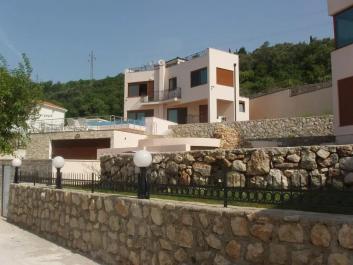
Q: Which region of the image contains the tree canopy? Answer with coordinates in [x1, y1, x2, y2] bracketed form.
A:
[238, 37, 334, 96]
[42, 74, 124, 118]
[0, 54, 42, 154]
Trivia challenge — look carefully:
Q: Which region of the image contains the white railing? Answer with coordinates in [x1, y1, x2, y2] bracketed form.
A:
[28, 115, 146, 134]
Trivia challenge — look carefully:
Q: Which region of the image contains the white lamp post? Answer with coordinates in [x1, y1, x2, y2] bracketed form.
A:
[53, 156, 65, 189]
[133, 150, 152, 199]
[11, 158, 22, 184]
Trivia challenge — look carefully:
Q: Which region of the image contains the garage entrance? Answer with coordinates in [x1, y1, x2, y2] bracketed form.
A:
[51, 138, 110, 160]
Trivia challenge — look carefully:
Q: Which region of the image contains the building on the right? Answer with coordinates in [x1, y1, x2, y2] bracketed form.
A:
[328, 0, 353, 144]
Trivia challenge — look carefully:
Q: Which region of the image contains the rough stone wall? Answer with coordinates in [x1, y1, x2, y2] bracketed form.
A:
[8, 184, 353, 265]
[101, 145, 353, 189]
[169, 115, 333, 141]
[26, 130, 116, 159]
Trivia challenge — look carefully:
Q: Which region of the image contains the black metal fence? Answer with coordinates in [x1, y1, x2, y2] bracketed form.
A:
[18, 171, 353, 214]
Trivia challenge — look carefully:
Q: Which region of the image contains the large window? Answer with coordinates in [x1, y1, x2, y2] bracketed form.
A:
[335, 7, 353, 49]
[191, 67, 208, 87]
[128, 82, 148, 97]
[167, 108, 187, 124]
[127, 109, 154, 120]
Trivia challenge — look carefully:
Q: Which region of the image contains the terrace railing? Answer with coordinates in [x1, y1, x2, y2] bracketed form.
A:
[18, 169, 353, 214]
[28, 115, 145, 134]
[141, 88, 181, 103]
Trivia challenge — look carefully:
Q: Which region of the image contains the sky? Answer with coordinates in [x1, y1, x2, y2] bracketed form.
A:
[0, 0, 333, 82]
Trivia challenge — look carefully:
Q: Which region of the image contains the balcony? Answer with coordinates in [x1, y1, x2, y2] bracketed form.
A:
[28, 115, 145, 134]
[141, 88, 181, 104]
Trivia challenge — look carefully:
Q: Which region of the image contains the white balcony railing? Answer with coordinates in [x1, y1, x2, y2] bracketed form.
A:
[28, 115, 145, 134]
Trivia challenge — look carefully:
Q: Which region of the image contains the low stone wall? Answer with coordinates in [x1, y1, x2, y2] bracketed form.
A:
[169, 115, 334, 147]
[8, 184, 353, 265]
[101, 145, 353, 189]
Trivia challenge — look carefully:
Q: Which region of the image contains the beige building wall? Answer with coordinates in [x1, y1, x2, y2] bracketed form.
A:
[331, 46, 353, 143]
[327, 0, 353, 15]
[250, 86, 332, 120]
[328, 0, 353, 143]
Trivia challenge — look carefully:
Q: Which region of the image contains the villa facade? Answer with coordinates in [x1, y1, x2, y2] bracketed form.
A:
[328, 0, 353, 143]
[124, 48, 249, 124]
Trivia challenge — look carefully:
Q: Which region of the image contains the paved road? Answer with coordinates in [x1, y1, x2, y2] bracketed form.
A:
[0, 218, 100, 265]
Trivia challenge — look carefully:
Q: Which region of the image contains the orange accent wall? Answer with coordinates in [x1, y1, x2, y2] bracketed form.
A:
[216, 68, 234, 87]
[338, 76, 353, 127]
[147, 81, 154, 98]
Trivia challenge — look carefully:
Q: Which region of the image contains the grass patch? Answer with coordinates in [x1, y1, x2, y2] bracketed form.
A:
[62, 186, 353, 215]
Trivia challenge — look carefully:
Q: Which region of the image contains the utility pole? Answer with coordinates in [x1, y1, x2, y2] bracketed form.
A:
[88, 50, 96, 81]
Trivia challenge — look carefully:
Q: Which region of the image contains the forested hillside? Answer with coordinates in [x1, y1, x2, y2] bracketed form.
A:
[42, 74, 124, 117]
[239, 38, 334, 96]
[42, 38, 334, 117]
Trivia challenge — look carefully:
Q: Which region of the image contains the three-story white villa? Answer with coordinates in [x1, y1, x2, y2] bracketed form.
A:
[124, 48, 249, 124]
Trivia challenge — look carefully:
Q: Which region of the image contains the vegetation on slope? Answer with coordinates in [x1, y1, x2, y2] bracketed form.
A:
[238, 37, 334, 96]
[42, 38, 334, 117]
[42, 74, 124, 118]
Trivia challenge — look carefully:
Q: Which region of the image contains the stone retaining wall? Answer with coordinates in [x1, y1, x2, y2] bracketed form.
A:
[8, 184, 353, 265]
[101, 145, 353, 189]
[169, 115, 333, 144]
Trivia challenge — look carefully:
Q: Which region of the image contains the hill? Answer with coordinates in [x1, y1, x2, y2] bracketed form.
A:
[42, 38, 334, 117]
[238, 37, 334, 96]
[42, 74, 124, 118]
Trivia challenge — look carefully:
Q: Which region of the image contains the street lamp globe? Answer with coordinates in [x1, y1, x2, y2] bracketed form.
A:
[53, 156, 65, 169]
[11, 158, 22, 168]
[133, 150, 152, 168]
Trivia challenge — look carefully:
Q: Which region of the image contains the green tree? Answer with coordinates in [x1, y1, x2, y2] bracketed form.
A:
[0, 54, 42, 154]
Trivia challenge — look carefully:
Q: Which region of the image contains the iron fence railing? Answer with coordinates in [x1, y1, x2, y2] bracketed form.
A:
[28, 115, 145, 134]
[18, 170, 353, 214]
[141, 88, 181, 103]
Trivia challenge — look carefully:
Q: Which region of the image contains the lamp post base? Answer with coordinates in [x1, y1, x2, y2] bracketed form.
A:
[55, 168, 62, 189]
[138, 167, 149, 199]
[14, 167, 19, 184]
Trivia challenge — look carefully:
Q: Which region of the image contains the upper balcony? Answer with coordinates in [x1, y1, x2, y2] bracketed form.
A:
[126, 49, 208, 73]
[141, 88, 181, 105]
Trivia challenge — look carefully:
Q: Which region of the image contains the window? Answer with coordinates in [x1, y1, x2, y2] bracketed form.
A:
[128, 83, 139, 97]
[169, 77, 177, 90]
[217, 68, 234, 87]
[335, 7, 353, 49]
[239, 101, 245, 113]
[167, 108, 187, 124]
[128, 82, 148, 97]
[338, 76, 353, 126]
[127, 109, 154, 120]
[191, 67, 208, 87]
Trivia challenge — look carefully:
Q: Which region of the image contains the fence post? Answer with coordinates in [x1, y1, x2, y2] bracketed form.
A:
[223, 170, 228, 208]
[33, 174, 36, 186]
[91, 173, 95, 193]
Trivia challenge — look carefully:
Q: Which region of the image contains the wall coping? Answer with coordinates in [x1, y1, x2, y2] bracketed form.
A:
[169, 115, 333, 128]
[100, 143, 352, 158]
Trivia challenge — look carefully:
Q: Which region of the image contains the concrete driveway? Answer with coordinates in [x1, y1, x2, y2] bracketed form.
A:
[0, 218, 100, 265]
